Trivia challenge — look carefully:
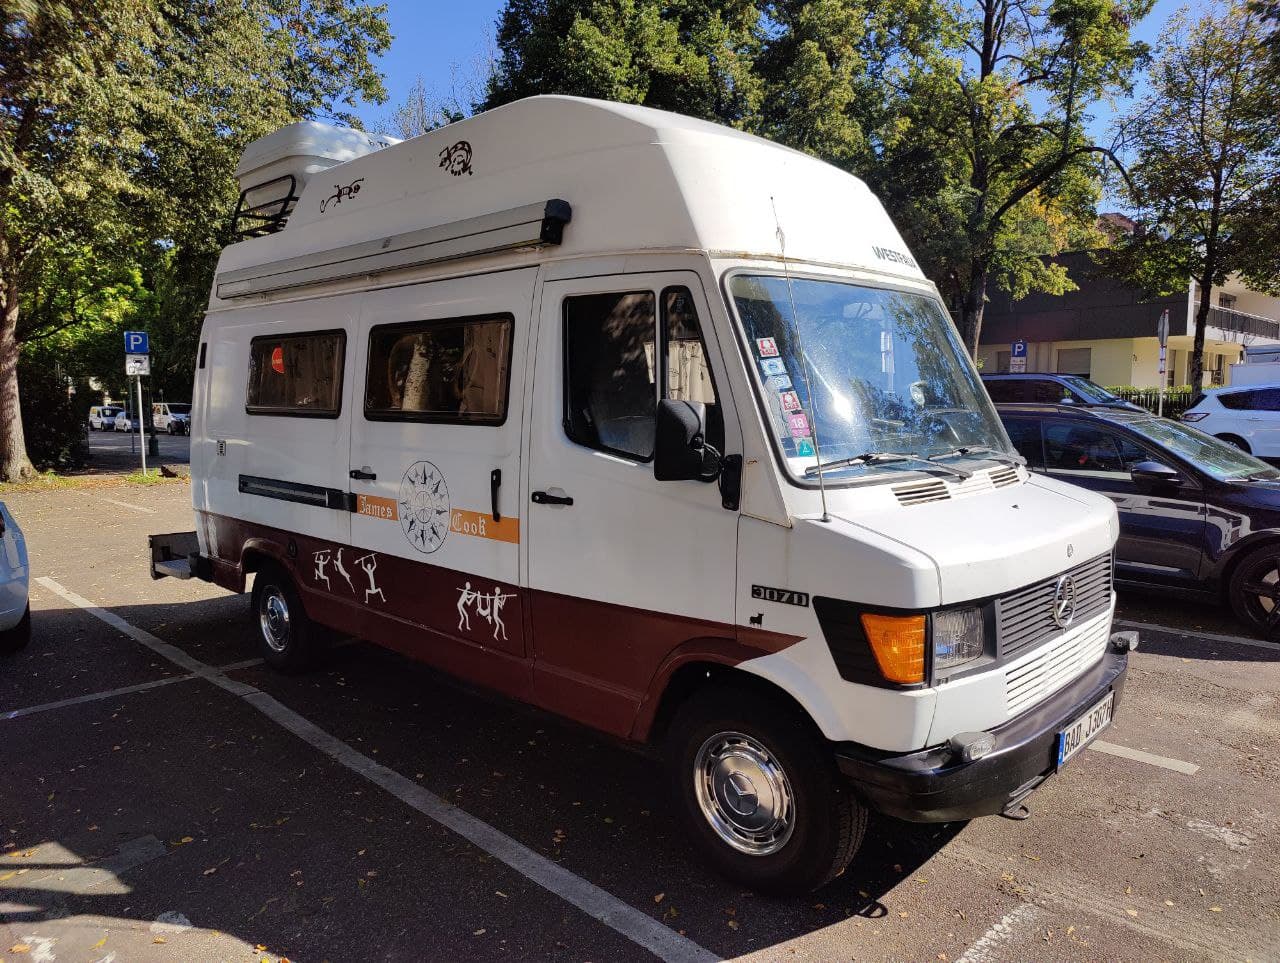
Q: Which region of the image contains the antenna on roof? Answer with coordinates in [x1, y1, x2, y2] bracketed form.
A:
[771, 196, 830, 524]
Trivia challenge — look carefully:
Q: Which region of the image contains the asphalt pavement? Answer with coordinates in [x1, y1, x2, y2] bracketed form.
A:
[1, 480, 1277, 962]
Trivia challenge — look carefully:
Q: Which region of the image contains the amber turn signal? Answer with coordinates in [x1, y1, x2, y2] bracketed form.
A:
[860, 613, 926, 684]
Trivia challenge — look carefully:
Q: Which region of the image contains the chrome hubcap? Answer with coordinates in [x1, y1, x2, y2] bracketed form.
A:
[694, 731, 795, 856]
[259, 588, 291, 653]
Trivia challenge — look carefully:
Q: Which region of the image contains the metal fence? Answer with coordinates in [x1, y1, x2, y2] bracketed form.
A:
[1105, 386, 1196, 418]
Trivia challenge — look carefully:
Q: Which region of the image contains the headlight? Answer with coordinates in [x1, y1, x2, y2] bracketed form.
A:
[932, 607, 984, 671]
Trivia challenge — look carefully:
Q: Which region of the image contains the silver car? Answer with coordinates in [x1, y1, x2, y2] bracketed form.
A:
[0, 503, 30, 653]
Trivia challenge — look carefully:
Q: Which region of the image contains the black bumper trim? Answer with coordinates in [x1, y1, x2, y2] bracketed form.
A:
[835, 644, 1129, 823]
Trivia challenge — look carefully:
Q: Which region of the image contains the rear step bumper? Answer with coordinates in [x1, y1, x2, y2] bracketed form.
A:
[148, 531, 211, 582]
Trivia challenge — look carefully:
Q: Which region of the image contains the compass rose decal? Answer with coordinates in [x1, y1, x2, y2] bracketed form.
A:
[398, 460, 451, 554]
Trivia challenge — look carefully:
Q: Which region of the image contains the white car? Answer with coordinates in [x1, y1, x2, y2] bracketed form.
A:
[114, 411, 137, 432]
[0, 503, 30, 654]
[152, 402, 191, 435]
[88, 405, 123, 431]
[1182, 385, 1280, 458]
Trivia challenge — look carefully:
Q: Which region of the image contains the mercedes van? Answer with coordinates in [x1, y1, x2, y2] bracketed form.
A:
[151, 97, 1132, 894]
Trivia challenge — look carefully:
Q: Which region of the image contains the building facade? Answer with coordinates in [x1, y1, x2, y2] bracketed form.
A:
[976, 250, 1280, 388]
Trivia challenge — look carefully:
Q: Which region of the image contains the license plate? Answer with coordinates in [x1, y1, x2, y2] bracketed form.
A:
[1056, 690, 1114, 768]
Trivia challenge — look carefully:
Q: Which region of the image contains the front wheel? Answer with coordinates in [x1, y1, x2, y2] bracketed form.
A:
[1229, 544, 1280, 640]
[666, 682, 867, 894]
[250, 567, 317, 672]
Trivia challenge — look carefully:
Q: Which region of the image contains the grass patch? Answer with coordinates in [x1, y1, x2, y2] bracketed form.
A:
[0, 468, 188, 492]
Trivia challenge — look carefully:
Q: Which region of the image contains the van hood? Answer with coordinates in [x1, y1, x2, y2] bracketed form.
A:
[820, 474, 1118, 604]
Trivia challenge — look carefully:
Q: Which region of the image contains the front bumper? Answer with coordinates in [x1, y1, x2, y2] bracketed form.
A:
[835, 640, 1129, 823]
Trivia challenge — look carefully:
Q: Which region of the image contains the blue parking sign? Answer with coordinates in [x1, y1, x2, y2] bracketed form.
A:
[124, 331, 149, 354]
[1011, 340, 1027, 358]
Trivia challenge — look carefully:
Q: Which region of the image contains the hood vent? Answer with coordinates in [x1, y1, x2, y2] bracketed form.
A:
[892, 464, 1023, 506]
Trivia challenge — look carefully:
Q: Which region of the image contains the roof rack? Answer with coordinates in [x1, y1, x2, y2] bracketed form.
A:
[231, 174, 301, 240]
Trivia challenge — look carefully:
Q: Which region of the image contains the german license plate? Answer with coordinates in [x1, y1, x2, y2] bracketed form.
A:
[1056, 690, 1114, 768]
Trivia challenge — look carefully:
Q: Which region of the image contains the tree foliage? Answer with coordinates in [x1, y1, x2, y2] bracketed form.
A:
[1107, 3, 1279, 389]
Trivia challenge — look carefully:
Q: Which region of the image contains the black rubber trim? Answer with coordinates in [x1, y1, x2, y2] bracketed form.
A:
[238, 474, 352, 512]
[834, 645, 1129, 823]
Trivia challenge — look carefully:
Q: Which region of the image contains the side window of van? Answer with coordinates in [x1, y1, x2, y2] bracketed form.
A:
[247, 330, 345, 416]
[564, 292, 658, 460]
[662, 287, 723, 452]
[364, 315, 514, 424]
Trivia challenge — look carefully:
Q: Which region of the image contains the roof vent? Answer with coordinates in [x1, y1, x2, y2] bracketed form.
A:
[231, 122, 400, 239]
[892, 479, 950, 506]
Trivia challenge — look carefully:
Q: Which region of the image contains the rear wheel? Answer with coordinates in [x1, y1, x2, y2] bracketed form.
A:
[666, 682, 866, 894]
[1217, 433, 1250, 453]
[251, 567, 317, 672]
[1229, 544, 1280, 639]
[0, 604, 31, 654]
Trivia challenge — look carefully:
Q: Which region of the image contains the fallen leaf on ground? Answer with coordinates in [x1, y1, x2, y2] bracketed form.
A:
[1210, 907, 1222, 913]
[203, 867, 217, 875]
[10, 943, 31, 954]
[473, 928, 486, 936]
[653, 893, 664, 904]
[1125, 909, 1138, 917]
[153, 937, 168, 945]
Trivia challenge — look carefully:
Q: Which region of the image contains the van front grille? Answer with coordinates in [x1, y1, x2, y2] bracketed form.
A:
[1005, 611, 1111, 716]
[997, 553, 1112, 661]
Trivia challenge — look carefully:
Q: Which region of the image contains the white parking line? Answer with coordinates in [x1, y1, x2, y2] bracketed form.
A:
[33, 577, 717, 963]
[101, 498, 155, 514]
[1114, 618, 1280, 651]
[956, 903, 1041, 963]
[1089, 740, 1200, 775]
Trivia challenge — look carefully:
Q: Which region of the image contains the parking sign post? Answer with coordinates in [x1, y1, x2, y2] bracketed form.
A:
[124, 332, 151, 475]
[1156, 310, 1170, 418]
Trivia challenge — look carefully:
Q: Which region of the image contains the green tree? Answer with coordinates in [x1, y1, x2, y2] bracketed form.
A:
[0, 0, 389, 480]
[483, 0, 762, 124]
[880, 0, 1152, 353]
[1109, 3, 1279, 390]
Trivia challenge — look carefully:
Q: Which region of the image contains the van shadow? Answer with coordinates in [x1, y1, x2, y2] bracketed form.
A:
[3, 598, 968, 960]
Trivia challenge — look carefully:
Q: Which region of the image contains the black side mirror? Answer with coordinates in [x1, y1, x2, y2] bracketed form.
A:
[1130, 460, 1182, 489]
[655, 399, 721, 482]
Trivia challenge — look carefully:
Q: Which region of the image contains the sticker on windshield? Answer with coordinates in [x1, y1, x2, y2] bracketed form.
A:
[779, 390, 801, 412]
[787, 412, 810, 436]
[759, 358, 786, 377]
[756, 337, 779, 358]
[795, 438, 815, 457]
[764, 374, 792, 392]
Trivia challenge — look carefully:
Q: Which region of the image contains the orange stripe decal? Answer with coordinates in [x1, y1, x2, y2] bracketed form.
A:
[449, 508, 520, 544]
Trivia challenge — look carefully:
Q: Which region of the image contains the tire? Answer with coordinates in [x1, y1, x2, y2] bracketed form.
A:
[665, 681, 867, 895]
[1228, 544, 1280, 639]
[0, 604, 31, 654]
[1217, 433, 1250, 453]
[250, 566, 318, 672]
[168, 423, 177, 435]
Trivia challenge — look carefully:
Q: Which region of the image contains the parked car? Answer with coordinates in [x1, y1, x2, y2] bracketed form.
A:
[152, 402, 191, 435]
[113, 410, 137, 432]
[998, 402, 1280, 634]
[0, 503, 31, 654]
[1181, 385, 1280, 459]
[982, 373, 1145, 411]
[88, 405, 122, 431]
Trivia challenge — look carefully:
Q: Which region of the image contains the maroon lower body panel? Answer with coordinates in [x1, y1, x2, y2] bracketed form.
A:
[201, 511, 799, 742]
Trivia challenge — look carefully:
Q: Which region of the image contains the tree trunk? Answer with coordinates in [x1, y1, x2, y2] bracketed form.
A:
[959, 261, 989, 357]
[0, 276, 35, 482]
[1190, 275, 1213, 392]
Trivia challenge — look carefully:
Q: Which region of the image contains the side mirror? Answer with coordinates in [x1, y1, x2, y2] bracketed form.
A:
[655, 399, 720, 482]
[1130, 460, 1182, 489]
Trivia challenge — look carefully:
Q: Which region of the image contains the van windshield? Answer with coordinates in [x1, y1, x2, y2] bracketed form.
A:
[728, 274, 1011, 480]
[166, 404, 191, 414]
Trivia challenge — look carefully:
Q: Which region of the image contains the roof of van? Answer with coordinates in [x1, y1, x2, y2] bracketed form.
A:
[213, 96, 924, 300]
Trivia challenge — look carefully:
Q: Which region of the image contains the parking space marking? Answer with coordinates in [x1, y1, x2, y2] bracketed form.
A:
[1114, 618, 1280, 651]
[1088, 740, 1200, 775]
[33, 577, 718, 963]
[955, 903, 1040, 963]
[101, 498, 155, 514]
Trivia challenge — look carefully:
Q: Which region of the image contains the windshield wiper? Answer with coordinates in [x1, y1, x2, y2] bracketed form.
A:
[804, 451, 973, 480]
[928, 445, 1026, 469]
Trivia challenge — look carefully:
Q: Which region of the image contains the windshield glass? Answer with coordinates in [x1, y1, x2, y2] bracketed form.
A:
[728, 274, 1012, 480]
[1062, 376, 1122, 404]
[167, 404, 191, 414]
[1126, 418, 1280, 481]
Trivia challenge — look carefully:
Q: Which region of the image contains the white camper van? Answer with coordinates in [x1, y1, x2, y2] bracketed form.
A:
[152, 97, 1131, 894]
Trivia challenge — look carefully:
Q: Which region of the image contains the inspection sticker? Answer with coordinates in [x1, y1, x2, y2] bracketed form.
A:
[795, 437, 816, 457]
[779, 390, 801, 412]
[756, 337, 779, 357]
[787, 411, 810, 436]
[764, 374, 793, 392]
[759, 358, 786, 377]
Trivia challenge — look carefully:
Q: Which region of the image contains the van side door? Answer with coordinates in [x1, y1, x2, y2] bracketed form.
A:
[347, 268, 535, 672]
[526, 272, 741, 737]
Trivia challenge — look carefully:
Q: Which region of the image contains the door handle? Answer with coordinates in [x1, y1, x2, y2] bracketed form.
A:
[349, 468, 377, 481]
[531, 490, 573, 506]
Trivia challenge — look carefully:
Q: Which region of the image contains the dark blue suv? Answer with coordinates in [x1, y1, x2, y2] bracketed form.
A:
[997, 403, 1280, 636]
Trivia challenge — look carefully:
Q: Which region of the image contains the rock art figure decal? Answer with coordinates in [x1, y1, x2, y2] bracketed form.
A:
[456, 583, 515, 641]
[354, 553, 385, 604]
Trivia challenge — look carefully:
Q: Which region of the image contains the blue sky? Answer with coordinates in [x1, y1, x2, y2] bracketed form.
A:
[357, 0, 1188, 141]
